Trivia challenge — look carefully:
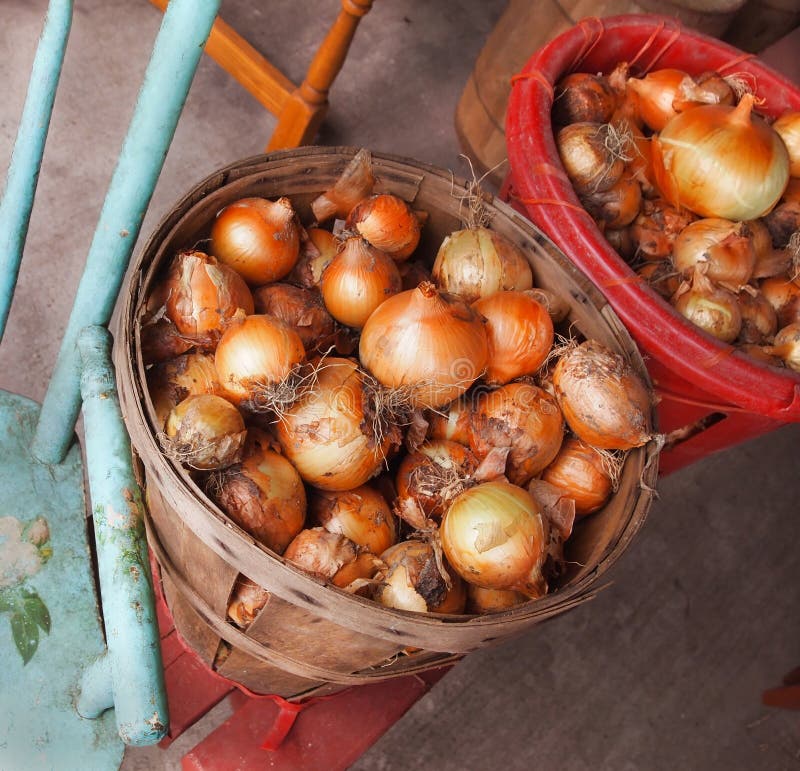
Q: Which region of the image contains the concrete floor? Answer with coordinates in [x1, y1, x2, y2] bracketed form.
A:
[1, 1, 798, 769]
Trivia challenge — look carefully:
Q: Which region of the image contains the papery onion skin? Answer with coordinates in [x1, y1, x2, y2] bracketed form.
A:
[427, 396, 473, 446]
[346, 194, 421, 261]
[466, 585, 527, 614]
[737, 290, 778, 344]
[672, 218, 756, 287]
[148, 351, 222, 428]
[469, 382, 564, 486]
[211, 430, 306, 553]
[274, 357, 394, 491]
[472, 291, 554, 385]
[310, 485, 396, 555]
[629, 198, 696, 261]
[430, 563, 467, 615]
[441, 481, 547, 597]
[165, 393, 246, 470]
[541, 437, 613, 516]
[211, 197, 300, 285]
[373, 540, 448, 613]
[652, 95, 790, 220]
[140, 319, 193, 365]
[774, 112, 800, 178]
[359, 282, 489, 409]
[556, 122, 625, 194]
[673, 279, 742, 343]
[214, 314, 306, 407]
[552, 340, 652, 451]
[760, 277, 800, 327]
[311, 148, 375, 223]
[581, 174, 642, 229]
[226, 576, 269, 628]
[768, 323, 800, 371]
[552, 73, 617, 125]
[320, 237, 402, 329]
[283, 527, 359, 581]
[627, 69, 688, 132]
[432, 227, 533, 303]
[165, 250, 254, 345]
[672, 71, 734, 113]
[288, 227, 340, 289]
[637, 260, 681, 299]
[332, 552, 386, 591]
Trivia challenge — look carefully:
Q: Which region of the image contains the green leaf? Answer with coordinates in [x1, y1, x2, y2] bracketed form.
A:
[0, 589, 16, 613]
[10, 611, 39, 664]
[21, 590, 51, 634]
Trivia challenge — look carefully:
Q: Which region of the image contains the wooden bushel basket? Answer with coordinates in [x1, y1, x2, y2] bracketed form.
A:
[114, 147, 659, 700]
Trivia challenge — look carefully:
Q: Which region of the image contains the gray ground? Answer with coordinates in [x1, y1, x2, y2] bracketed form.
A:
[1, 2, 798, 769]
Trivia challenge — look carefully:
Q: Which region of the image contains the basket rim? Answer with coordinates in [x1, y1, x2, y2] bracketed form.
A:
[505, 12, 800, 422]
[114, 146, 659, 654]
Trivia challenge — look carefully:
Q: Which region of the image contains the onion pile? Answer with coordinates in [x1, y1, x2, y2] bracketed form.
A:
[141, 148, 654, 621]
[553, 66, 800, 369]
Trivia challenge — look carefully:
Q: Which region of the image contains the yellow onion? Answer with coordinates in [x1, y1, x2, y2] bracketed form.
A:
[441, 481, 547, 597]
[283, 527, 359, 581]
[274, 357, 396, 491]
[311, 148, 375, 223]
[140, 277, 192, 363]
[764, 200, 800, 248]
[210, 196, 300, 285]
[672, 71, 734, 112]
[320, 237, 402, 329]
[252, 283, 337, 353]
[164, 394, 246, 470]
[541, 437, 614, 516]
[332, 552, 386, 592]
[652, 94, 790, 220]
[767, 322, 800, 371]
[774, 112, 800, 177]
[581, 174, 642, 229]
[556, 122, 626, 195]
[398, 260, 433, 292]
[346, 193, 422, 261]
[472, 291, 554, 385]
[672, 272, 742, 343]
[629, 198, 695, 261]
[637, 260, 681, 299]
[737, 290, 778, 344]
[372, 540, 448, 613]
[427, 396, 473, 446]
[552, 340, 652, 450]
[552, 72, 617, 125]
[739, 343, 784, 367]
[624, 123, 658, 198]
[760, 276, 800, 327]
[210, 428, 306, 554]
[466, 585, 527, 614]
[165, 250, 254, 346]
[432, 227, 533, 303]
[359, 282, 489, 409]
[288, 227, 341, 289]
[430, 563, 467, 614]
[627, 69, 689, 132]
[214, 314, 305, 410]
[226, 576, 269, 628]
[604, 226, 636, 260]
[395, 440, 480, 522]
[310, 485, 396, 555]
[470, 382, 564, 486]
[672, 218, 756, 287]
[148, 351, 221, 428]
[750, 219, 791, 279]
[526, 288, 570, 324]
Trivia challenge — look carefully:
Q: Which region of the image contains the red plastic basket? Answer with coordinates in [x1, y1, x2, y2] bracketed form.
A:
[504, 13, 800, 475]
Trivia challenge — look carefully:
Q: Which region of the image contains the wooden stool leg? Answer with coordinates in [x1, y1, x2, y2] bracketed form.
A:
[266, 0, 374, 151]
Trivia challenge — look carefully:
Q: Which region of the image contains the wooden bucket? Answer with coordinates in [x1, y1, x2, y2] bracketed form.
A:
[455, 0, 747, 188]
[114, 147, 659, 700]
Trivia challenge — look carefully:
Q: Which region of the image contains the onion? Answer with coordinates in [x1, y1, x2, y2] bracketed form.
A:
[214, 314, 306, 410]
[320, 237, 402, 329]
[472, 291, 554, 385]
[580, 174, 642, 229]
[441, 481, 547, 597]
[359, 282, 489, 409]
[672, 272, 742, 343]
[274, 357, 396, 491]
[210, 196, 300, 285]
[737, 290, 778, 344]
[252, 283, 337, 353]
[764, 200, 800, 248]
[432, 227, 533, 303]
[372, 540, 449, 613]
[140, 319, 193, 365]
[311, 148, 375, 223]
[783, 178, 800, 204]
[627, 69, 688, 132]
[310, 485, 396, 555]
[760, 276, 800, 327]
[427, 396, 473, 446]
[398, 260, 433, 291]
[226, 576, 269, 628]
[767, 322, 800, 371]
[210, 428, 306, 554]
[652, 94, 791, 220]
[552, 72, 617, 125]
[469, 382, 564, 486]
[774, 112, 800, 177]
[672, 218, 756, 287]
[672, 71, 735, 112]
[608, 63, 642, 129]
[624, 124, 657, 197]
[552, 340, 652, 450]
[148, 351, 222, 428]
[430, 563, 467, 614]
[165, 250, 254, 346]
[346, 194, 422, 262]
[332, 552, 386, 592]
[629, 198, 695, 261]
[526, 288, 570, 323]
[604, 226, 636, 260]
[395, 440, 480, 521]
[637, 260, 681, 299]
[466, 585, 526, 614]
[739, 343, 784, 367]
[541, 437, 613, 516]
[283, 527, 359, 581]
[288, 227, 340, 288]
[750, 219, 791, 279]
[163, 393, 246, 470]
[556, 122, 626, 194]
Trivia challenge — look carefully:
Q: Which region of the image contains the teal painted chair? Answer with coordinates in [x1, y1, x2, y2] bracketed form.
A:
[0, 1, 222, 767]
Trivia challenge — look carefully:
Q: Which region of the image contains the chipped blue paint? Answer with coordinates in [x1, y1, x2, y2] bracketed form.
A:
[32, 0, 222, 464]
[0, 0, 72, 344]
[77, 326, 168, 746]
